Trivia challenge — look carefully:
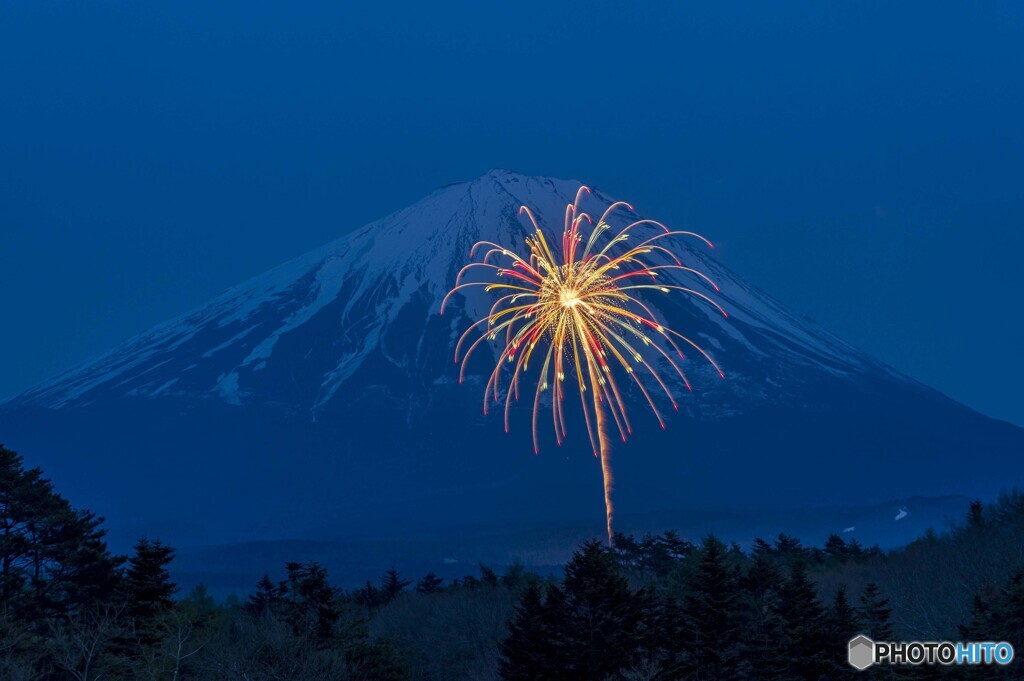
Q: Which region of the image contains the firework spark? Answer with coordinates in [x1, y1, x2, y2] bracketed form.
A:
[441, 187, 725, 545]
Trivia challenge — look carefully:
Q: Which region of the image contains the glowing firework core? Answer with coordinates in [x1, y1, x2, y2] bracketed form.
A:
[558, 286, 581, 309]
[442, 187, 725, 546]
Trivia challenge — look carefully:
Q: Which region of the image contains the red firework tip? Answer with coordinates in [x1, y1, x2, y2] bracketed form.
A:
[660, 423, 666, 430]
[722, 311, 729, 318]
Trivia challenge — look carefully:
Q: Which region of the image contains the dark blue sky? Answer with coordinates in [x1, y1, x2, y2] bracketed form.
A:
[1, 1, 1022, 426]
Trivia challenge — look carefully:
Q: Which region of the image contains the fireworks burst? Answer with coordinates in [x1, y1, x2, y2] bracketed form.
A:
[441, 186, 726, 545]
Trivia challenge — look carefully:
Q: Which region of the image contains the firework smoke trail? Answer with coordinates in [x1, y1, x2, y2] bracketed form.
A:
[441, 187, 725, 546]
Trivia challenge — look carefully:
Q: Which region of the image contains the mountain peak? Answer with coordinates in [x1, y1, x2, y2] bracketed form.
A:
[7, 173, 881, 413]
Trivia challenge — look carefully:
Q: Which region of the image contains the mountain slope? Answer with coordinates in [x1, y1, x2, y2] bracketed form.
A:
[2, 170, 1021, 546]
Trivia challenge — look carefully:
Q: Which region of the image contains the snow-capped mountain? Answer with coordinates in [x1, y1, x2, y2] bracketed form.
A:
[13, 170, 882, 413]
[2, 170, 1021, 545]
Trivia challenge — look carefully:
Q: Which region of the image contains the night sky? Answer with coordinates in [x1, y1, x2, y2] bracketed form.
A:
[1, 1, 1022, 426]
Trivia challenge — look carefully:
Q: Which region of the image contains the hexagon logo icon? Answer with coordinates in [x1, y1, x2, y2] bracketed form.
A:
[848, 635, 875, 670]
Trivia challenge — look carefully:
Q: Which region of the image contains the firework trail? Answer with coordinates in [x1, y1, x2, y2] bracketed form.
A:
[441, 187, 725, 546]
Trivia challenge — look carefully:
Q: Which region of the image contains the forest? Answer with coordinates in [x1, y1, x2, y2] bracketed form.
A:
[2, 442, 1023, 680]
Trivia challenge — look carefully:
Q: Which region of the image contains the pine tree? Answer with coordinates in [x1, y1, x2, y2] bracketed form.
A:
[969, 499, 986, 528]
[659, 530, 694, 562]
[337, 615, 408, 681]
[281, 561, 340, 643]
[774, 533, 805, 561]
[612, 532, 642, 572]
[826, 584, 861, 675]
[683, 535, 744, 680]
[845, 538, 866, 560]
[992, 569, 1024, 648]
[824, 533, 848, 561]
[498, 582, 559, 680]
[962, 566, 1024, 651]
[500, 540, 643, 680]
[479, 564, 500, 587]
[751, 537, 775, 558]
[415, 572, 444, 594]
[0, 445, 121, 624]
[245, 573, 282, 616]
[124, 538, 177, 646]
[960, 592, 992, 639]
[380, 568, 412, 603]
[501, 562, 528, 589]
[632, 583, 685, 678]
[775, 559, 829, 680]
[559, 539, 643, 679]
[858, 583, 894, 640]
[737, 553, 787, 680]
[352, 579, 383, 609]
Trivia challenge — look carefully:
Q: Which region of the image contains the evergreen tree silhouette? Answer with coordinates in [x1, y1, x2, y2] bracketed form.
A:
[559, 539, 643, 679]
[858, 583, 894, 640]
[776, 559, 829, 680]
[774, 533, 805, 562]
[244, 573, 282, 616]
[500, 539, 642, 680]
[415, 572, 444, 593]
[0, 444, 121, 625]
[826, 584, 862, 675]
[352, 579, 384, 609]
[683, 535, 744, 680]
[124, 538, 176, 645]
[751, 536, 775, 557]
[380, 567, 412, 603]
[611, 532, 643, 572]
[660, 530, 694, 562]
[479, 564, 500, 587]
[501, 562, 528, 589]
[498, 581, 559, 680]
[632, 583, 685, 678]
[738, 552, 787, 680]
[281, 561, 340, 643]
[824, 533, 848, 561]
[962, 566, 1024, 655]
[960, 592, 993, 640]
[969, 499, 986, 528]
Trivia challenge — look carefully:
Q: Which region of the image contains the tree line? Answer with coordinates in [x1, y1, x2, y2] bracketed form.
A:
[0, 444, 404, 679]
[4, 442, 1024, 680]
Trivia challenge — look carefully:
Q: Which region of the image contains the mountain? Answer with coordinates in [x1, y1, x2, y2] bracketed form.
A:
[2, 170, 1022, 552]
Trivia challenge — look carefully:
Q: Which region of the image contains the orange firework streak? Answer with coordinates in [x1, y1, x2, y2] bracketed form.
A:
[441, 187, 726, 546]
